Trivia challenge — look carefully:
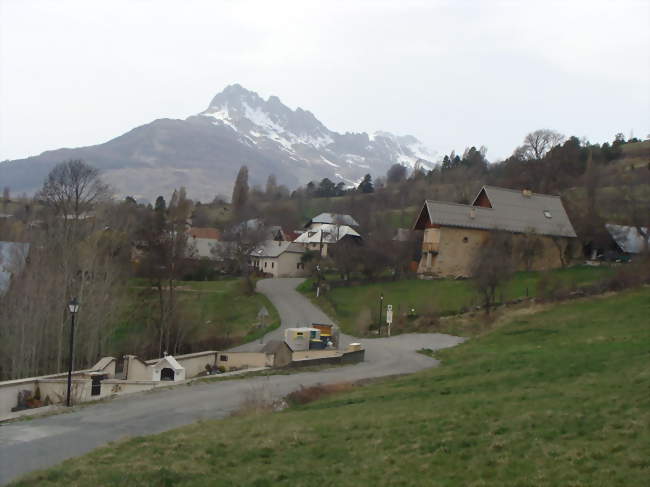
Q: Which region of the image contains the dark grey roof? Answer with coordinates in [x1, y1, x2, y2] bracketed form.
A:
[416, 186, 577, 238]
[306, 213, 359, 228]
[0, 241, 30, 295]
[606, 224, 649, 253]
[251, 241, 305, 258]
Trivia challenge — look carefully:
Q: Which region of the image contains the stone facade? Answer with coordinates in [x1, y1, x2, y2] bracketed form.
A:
[417, 226, 573, 277]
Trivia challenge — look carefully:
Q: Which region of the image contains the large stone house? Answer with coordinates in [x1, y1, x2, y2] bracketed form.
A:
[413, 186, 577, 277]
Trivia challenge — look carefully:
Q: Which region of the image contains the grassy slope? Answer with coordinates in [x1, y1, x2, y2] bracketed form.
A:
[112, 279, 280, 353]
[301, 266, 614, 335]
[14, 287, 650, 486]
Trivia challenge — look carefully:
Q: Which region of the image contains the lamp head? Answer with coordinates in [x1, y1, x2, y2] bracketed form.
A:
[68, 297, 80, 314]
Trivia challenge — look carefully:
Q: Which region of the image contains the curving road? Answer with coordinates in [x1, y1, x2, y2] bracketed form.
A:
[0, 278, 463, 485]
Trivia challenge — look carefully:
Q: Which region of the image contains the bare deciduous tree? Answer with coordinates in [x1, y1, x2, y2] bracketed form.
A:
[214, 219, 266, 295]
[471, 231, 514, 314]
[37, 160, 110, 219]
[329, 238, 361, 282]
[516, 230, 544, 271]
[515, 129, 565, 161]
[610, 165, 650, 254]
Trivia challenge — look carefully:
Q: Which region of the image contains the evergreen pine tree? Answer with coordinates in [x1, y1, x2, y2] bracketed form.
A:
[358, 174, 374, 193]
[231, 165, 249, 213]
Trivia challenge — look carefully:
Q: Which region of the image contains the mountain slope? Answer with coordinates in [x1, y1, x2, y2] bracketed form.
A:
[0, 84, 436, 202]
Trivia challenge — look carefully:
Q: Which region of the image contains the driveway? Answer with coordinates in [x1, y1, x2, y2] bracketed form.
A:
[0, 278, 463, 485]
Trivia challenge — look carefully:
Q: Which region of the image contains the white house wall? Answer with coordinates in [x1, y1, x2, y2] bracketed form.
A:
[189, 238, 219, 259]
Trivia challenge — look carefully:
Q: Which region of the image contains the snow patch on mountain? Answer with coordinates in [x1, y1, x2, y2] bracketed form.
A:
[204, 104, 236, 131]
[320, 155, 339, 167]
[198, 84, 436, 184]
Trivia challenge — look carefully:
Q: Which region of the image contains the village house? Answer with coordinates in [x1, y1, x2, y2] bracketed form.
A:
[294, 212, 361, 257]
[413, 186, 578, 277]
[304, 212, 359, 229]
[0, 241, 30, 296]
[603, 224, 649, 260]
[187, 227, 221, 259]
[250, 241, 308, 277]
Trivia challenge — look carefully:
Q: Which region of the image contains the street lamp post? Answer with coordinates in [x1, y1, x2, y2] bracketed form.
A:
[378, 292, 384, 336]
[66, 297, 80, 407]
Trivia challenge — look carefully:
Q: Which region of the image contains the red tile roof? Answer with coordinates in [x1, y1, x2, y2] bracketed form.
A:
[188, 227, 220, 240]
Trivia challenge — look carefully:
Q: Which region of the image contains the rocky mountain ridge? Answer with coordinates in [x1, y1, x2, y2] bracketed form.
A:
[0, 84, 436, 202]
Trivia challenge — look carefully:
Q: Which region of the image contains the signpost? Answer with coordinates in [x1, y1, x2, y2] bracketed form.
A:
[257, 306, 269, 343]
[386, 304, 393, 337]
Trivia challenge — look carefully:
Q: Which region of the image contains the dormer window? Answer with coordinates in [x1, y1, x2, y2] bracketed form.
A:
[543, 210, 552, 219]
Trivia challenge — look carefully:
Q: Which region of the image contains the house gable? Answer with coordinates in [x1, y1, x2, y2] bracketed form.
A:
[413, 203, 431, 230]
[472, 188, 493, 208]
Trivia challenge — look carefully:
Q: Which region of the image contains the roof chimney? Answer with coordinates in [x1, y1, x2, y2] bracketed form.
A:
[522, 189, 533, 197]
[469, 208, 476, 219]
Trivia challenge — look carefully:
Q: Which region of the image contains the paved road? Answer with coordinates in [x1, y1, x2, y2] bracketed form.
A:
[0, 278, 463, 485]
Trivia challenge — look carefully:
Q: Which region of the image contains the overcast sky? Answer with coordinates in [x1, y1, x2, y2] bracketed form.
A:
[1, 0, 648, 163]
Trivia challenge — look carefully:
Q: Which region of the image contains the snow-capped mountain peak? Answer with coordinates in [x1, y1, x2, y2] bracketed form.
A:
[197, 84, 436, 177]
[201, 85, 333, 152]
[0, 84, 438, 203]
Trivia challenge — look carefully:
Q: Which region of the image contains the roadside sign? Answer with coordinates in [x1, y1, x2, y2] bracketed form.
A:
[386, 304, 393, 324]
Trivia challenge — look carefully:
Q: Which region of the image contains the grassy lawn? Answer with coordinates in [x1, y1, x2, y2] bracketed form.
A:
[300, 266, 614, 335]
[14, 287, 650, 486]
[111, 278, 280, 354]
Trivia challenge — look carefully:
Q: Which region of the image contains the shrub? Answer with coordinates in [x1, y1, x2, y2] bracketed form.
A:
[286, 383, 354, 406]
[536, 271, 569, 301]
[355, 307, 372, 336]
[604, 262, 650, 291]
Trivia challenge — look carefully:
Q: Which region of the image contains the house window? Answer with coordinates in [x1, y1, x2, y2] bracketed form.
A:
[219, 355, 228, 362]
[463, 237, 469, 243]
[543, 210, 552, 219]
[264, 262, 267, 268]
[271, 262, 275, 269]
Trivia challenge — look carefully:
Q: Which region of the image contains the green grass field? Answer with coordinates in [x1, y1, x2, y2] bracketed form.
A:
[111, 279, 280, 354]
[14, 287, 650, 486]
[300, 266, 614, 335]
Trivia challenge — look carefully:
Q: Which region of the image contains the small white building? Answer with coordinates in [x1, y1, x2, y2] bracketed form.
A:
[150, 355, 186, 382]
[123, 354, 186, 382]
[250, 241, 308, 277]
[187, 227, 221, 259]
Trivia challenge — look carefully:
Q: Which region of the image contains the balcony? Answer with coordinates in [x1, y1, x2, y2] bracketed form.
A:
[422, 242, 439, 253]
